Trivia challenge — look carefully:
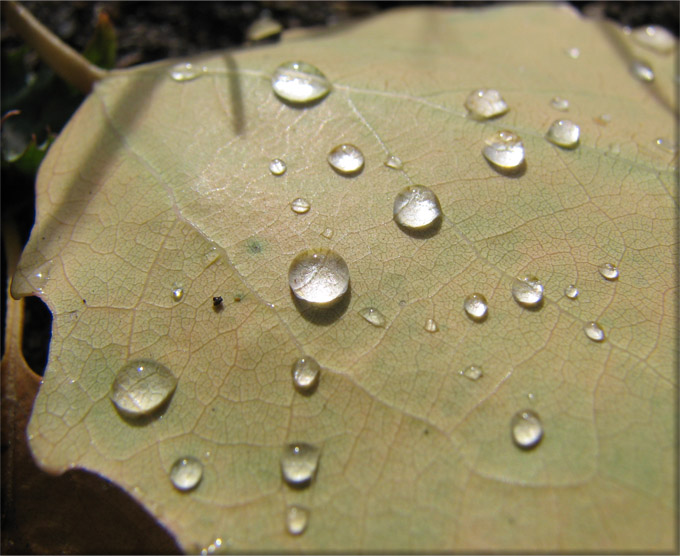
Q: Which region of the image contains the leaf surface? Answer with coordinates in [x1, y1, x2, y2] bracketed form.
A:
[13, 5, 677, 552]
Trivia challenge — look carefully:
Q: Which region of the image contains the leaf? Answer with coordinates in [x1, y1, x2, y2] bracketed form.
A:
[12, 5, 677, 552]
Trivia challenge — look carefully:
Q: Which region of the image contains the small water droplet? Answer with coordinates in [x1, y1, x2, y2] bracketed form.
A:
[288, 248, 350, 306]
[599, 263, 619, 281]
[286, 505, 309, 536]
[584, 321, 605, 342]
[171, 285, 184, 302]
[565, 47, 580, 59]
[546, 120, 580, 148]
[269, 158, 287, 176]
[327, 144, 364, 175]
[170, 62, 206, 82]
[170, 456, 203, 491]
[384, 155, 403, 170]
[564, 284, 579, 299]
[464, 89, 509, 119]
[358, 307, 387, 327]
[459, 365, 483, 381]
[527, 392, 535, 401]
[512, 276, 544, 308]
[290, 197, 311, 214]
[393, 185, 442, 231]
[320, 227, 334, 240]
[482, 130, 525, 171]
[630, 60, 655, 82]
[110, 360, 177, 418]
[463, 293, 488, 322]
[593, 113, 612, 126]
[631, 25, 675, 54]
[655, 137, 678, 153]
[424, 318, 439, 333]
[292, 357, 320, 392]
[549, 96, 570, 112]
[271, 61, 331, 105]
[511, 409, 543, 449]
[281, 443, 320, 487]
[246, 15, 283, 42]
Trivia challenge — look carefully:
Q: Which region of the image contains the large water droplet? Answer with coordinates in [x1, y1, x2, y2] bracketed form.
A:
[327, 144, 364, 175]
[393, 185, 442, 231]
[564, 284, 579, 299]
[631, 26, 675, 54]
[358, 307, 387, 327]
[290, 197, 311, 214]
[549, 96, 570, 112]
[384, 155, 403, 170]
[511, 409, 543, 449]
[424, 318, 439, 333]
[286, 505, 309, 536]
[292, 357, 320, 393]
[546, 120, 580, 148]
[464, 89, 509, 119]
[630, 60, 655, 82]
[170, 456, 203, 491]
[599, 262, 619, 281]
[281, 443, 320, 487]
[463, 293, 488, 322]
[288, 249, 350, 306]
[170, 62, 206, 82]
[512, 276, 544, 308]
[269, 158, 287, 176]
[459, 365, 483, 381]
[110, 360, 177, 418]
[584, 321, 605, 342]
[565, 47, 580, 59]
[271, 61, 331, 105]
[482, 130, 525, 171]
[171, 285, 185, 302]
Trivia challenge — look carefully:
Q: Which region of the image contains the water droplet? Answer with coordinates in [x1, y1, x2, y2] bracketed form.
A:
[271, 61, 331, 105]
[172, 285, 184, 302]
[564, 284, 579, 299]
[584, 321, 605, 342]
[170, 456, 203, 491]
[358, 307, 387, 327]
[527, 392, 535, 401]
[459, 365, 483, 381]
[288, 248, 350, 306]
[631, 25, 675, 54]
[630, 60, 655, 82]
[565, 47, 580, 59]
[550, 96, 570, 112]
[269, 158, 287, 176]
[281, 443, 320, 487]
[170, 62, 206, 82]
[424, 318, 439, 333]
[291, 357, 320, 392]
[599, 262, 619, 281]
[290, 197, 311, 214]
[482, 130, 525, 171]
[286, 505, 309, 536]
[511, 409, 543, 449]
[546, 119, 580, 148]
[655, 137, 678, 153]
[464, 89, 509, 119]
[246, 15, 283, 42]
[384, 155, 403, 170]
[393, 185, 442, 231]
[512, 276, 544, 308]
[110, 360, 177, 418]
[463, 293, 488, 322]
[327, 144, 364, 175]
[320, 227, 334, 240]
[593, 113, 612, 126]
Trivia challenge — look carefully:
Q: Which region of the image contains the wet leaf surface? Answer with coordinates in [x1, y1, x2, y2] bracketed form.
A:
[11, 6, 677, 552]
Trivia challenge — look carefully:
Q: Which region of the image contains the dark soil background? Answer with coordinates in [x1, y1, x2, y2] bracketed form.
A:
[1, 2, 677, 554]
